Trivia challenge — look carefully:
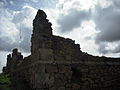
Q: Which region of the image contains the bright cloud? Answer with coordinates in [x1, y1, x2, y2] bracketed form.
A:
[0, 0, 120, 72]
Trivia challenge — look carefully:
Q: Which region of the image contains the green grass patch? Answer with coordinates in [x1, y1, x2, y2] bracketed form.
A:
[0, 73, 11, 84]
[0, 73, 11, 90]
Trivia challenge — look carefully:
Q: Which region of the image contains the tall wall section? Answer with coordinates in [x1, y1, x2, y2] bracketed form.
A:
[3, 10, 120, 90]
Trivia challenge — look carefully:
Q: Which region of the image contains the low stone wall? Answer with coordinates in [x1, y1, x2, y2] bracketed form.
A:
[15, 61, 120, 90]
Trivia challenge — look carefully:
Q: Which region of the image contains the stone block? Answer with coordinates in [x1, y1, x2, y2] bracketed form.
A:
[58, 87, 65, 90]
[72, 83, 80, 89]
[39, 49, 54, 61]
[58, 65, 71, 73]
[54, 74, 67, 87]
[49, 87, 56, 90]
[66, 88, 71, 90]
[46, 64, 58, 73]
[45, 74, 55, 87]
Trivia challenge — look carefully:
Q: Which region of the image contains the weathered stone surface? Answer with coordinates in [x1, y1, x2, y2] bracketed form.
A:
[58, 65, 71, 73]
[72, 83, 81, 89]
[45, 64, 58, 73]
[45, 74, 55, 87]
[3, 9, 120, 90]
[58, 87, 65, 90]
[38, 49, 54, 61]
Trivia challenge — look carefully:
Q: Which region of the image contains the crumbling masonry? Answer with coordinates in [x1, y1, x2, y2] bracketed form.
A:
[3, 10, 120, 90]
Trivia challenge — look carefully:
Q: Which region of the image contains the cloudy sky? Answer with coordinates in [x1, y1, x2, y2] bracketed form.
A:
[0, 0, 120, 71]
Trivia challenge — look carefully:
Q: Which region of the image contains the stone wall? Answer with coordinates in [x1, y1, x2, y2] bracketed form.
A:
[3, 10, 120, 90]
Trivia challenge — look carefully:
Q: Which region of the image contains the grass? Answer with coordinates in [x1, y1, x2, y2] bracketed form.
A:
[0, 73, 11, 84]
[0, 73, 11, 90]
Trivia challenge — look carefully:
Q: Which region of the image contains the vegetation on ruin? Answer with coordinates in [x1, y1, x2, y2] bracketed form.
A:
[0, 73, 11, 90]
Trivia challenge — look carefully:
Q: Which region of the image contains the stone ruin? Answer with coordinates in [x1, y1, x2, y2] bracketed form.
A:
[3, 10, 120, 90]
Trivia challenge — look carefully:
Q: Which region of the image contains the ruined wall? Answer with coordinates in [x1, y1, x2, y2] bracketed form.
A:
[3, 10, 120, 90]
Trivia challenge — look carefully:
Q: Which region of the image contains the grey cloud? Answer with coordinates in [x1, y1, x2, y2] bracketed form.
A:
[57, 9, 91, 33]
[4, 0, 58, 11]
[0, 3, 36, 53]
[0, 0, 57, 53]
[0, 51, 9, 72]
[97, 41, 120, 54]
[0, 8, 19, 52]
[18, 26, 32, 53]
[94, 0, 120, 54]
[111, 42, 120, 53]
[0, 37, 17, 51]
[113, 46, 120, 53]
[95, 6, 120, 42]
[97, 43, 108, 54]
[113, 0, 120, 8]
[12, 7, 36, 53]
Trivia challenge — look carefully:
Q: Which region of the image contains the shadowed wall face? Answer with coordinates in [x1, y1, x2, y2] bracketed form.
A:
[31, 10, 53, 54]
[3, 10, 120, 90]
